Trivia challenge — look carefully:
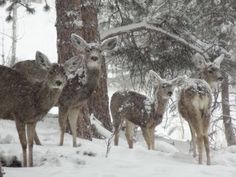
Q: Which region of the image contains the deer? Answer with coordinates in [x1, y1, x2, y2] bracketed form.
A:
[110, 70, 185, 150]
[58, 34, 117, 147]
[178, 53, 224, 165]
[0, 51, 80, 167]
[12, 52, 80, 146]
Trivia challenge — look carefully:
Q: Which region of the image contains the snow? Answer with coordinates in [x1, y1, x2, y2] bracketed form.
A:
[0, 117, 236, 177]
[181, 78, 212, 95]
[143, 98, 152, 114]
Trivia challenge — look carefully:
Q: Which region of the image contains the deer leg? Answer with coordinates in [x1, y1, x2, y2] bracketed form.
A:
[150, 127, 155, 150]
[197, 135, 203, 164]
[27, 122, 36, 167]
[125, 120, 134, 149]
[68, 108, 79, 147]
[142, 128, 151, 150]
[34, 130, 41, 145]
[15, 119, 27, 167]
[189, 124, 197, 157]
[59, 107, 68, 146]
[203, 113, 211, 165]
[114, 125, 120, 146]
[203, 135, 211, 165]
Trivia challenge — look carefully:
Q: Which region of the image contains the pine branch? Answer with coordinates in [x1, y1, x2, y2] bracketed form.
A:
[3, 0, 37, 22]
[5, 12, 13, 22]
[0, 0, 6, 6]
[43, 0, 50, 11]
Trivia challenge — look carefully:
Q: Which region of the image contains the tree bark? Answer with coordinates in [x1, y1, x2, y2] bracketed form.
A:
[221, 72, 236, 146]
[55, 0, 82, 63]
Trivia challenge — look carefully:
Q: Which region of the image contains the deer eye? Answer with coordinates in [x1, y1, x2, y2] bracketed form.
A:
[208, 70, 213, 74]
[162, 84, 167, 88]
[85, 48, 91, 52]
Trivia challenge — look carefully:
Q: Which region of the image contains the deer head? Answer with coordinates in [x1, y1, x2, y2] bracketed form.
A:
[71, 34, 117, 70]
[35, 51, 81, 89]
[146, 70, 186, 99]
[192, 53, 224, 88]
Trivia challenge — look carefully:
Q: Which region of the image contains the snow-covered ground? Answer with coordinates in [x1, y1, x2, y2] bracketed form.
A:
[0, 117, 236, 177]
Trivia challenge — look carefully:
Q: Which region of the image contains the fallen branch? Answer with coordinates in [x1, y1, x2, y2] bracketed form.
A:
[89, 114, 115, 157]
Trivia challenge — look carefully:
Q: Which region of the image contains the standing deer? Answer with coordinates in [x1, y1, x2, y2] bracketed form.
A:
[178, 53, 224, 165]
[58, 34, 117, 147]
[110, 70, 185, 150]
[13, 52, 82, 146]
[0, 52, 80, 167]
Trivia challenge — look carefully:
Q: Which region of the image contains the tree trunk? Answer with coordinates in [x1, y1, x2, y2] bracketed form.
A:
[221, 72, 236, 146]
[10, 4, 17, 67]
[55, 0, 82, 63]
[80, 0, 112, 137]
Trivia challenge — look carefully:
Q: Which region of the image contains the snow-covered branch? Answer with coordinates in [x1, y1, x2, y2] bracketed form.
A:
[100, 21, 206, 56]
[89, 114, 112, 138]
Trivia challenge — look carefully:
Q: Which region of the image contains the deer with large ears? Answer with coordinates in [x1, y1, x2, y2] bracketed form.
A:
[110, 70, 186, 150]
[0, 51, 81, 167]
[58, 34, 117, 147]
[178, 53, 224, 165]
[12, 51, 81, 146]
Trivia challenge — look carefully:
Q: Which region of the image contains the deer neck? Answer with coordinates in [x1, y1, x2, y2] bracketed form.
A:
[154, 94, 169, 120]
[84, 66, 100, 95]
[198, 72, 214, 90]
[36, 83, 62, 114]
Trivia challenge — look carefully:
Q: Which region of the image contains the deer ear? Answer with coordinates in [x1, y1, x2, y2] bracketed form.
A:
[192, 53, 207, 69]
[171, 75, 187, 86]
[71, 33, 88, 51]
[35, 51, 51, 70]
[63, 55, 83, 78]
[101, 37, 117, 51]
[213, 54, 224, 67]
[146, 70, 163, 86]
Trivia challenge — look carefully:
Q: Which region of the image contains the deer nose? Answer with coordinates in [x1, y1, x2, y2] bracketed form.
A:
[167, 91, 173, 96]
[91, 56, 98, 61]
[217, 76, 223, 82]
[56, 80, 62, 86]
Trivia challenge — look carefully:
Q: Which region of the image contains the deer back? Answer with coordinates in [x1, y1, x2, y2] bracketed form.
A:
[13, 60, 47, 83]
[0, 65, 41, 121]
[111, 91, 156, 128]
